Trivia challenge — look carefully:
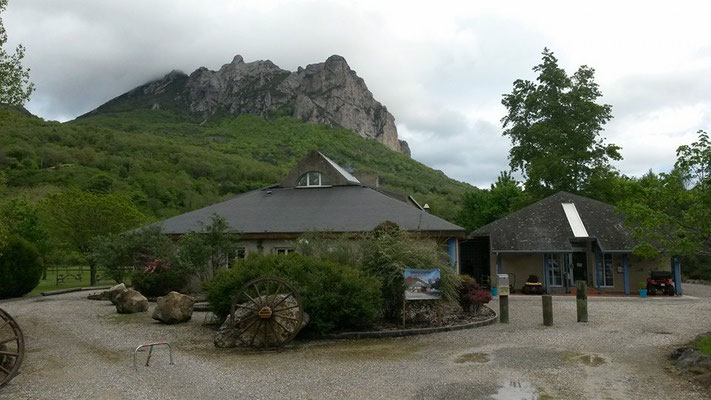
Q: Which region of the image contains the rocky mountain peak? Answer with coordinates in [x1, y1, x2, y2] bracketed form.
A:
[89, 54, 409, 155]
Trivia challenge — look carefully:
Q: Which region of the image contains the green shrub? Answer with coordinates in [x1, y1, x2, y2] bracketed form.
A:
[0, 236, 43, 299]
[206, 254, 381, 335]
[131, 258, 189, 297]
[361, 226, 457, 320]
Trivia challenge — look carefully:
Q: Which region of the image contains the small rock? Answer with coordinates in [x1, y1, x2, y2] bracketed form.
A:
[115, 289, 149, 314]
[152, 291, 195, 324]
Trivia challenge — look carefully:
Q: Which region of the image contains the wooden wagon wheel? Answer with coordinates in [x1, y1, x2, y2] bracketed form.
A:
[230, 277, 304, 348]
[0, 307, 25, 387]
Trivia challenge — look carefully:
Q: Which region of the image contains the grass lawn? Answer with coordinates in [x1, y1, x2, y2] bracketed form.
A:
[695, 337, 711, 356]
[28, 266, 120, 296]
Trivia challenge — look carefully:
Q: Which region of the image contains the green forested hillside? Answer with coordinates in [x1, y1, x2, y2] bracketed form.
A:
[0, 108, 473, 222]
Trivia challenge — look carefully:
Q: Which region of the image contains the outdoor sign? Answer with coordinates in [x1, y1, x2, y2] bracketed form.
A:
[404, 268, 442, 300]
[498, 273, 510, 296]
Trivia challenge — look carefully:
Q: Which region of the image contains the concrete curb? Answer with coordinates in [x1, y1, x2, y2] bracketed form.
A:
[324, 306, 498, 340]
[40, 288, 83, 296]
[40, 286, 112, 296]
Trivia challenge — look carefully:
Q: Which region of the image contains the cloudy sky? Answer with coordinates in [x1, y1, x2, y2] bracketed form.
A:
[4, 0, 711, 187]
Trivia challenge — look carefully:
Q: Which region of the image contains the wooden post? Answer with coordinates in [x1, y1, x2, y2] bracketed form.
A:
[542, 295, 553, 326]
[576, 281, 588, 322]
[499, 295, 509, 323]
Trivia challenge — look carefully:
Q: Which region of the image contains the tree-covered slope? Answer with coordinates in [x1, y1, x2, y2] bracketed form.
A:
[0, 108, 472, 222]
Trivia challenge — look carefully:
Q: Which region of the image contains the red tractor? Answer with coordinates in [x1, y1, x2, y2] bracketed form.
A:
[646, 270, 675, 296]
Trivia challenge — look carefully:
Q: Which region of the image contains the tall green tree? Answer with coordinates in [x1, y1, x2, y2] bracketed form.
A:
[620, 131, 711, 260]
[42, 189, 146, 285]
[457, 171, 528, 231]
[502, 48, 620, 197]
[0, 0, 34, 105]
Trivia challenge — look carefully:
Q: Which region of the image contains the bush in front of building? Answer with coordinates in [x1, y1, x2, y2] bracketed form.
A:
[131, 258, 190, 297]
[0, 235, 43, 299]
[458, 275, 492, 314]
[206, 254, 382, 335]
[361, 225, 458, 321]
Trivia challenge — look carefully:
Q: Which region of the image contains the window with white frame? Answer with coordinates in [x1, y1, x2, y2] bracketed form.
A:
[546, 254, 564, 287]
[297, 171, 327, 187]
[274, 247, 295, 255]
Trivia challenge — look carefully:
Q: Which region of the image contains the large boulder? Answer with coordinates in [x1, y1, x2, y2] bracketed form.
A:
[152, 291, 195, 324]
[214, 294, 308, 348]
[115, 289, 149, 314]
[106, 283, 129, 304]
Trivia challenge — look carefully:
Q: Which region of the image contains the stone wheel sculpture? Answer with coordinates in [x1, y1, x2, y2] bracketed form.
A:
[0, 307, 24, 387]
[230, 277, 304, 348]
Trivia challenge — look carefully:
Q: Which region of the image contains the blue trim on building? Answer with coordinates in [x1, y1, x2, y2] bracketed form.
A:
[594, 244, 602, 293]
[673, 258, 682, 296]
[447, 238, 457, 268]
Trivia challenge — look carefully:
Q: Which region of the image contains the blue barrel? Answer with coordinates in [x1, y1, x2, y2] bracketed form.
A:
[491, 287, 498, 297]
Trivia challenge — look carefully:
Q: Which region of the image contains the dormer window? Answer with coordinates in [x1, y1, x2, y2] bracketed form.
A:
[297, 171, 327, 187]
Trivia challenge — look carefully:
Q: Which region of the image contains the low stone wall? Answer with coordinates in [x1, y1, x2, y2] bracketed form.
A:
[325, 306, 497, 340]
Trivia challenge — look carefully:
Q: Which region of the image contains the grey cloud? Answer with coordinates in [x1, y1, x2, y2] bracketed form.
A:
[401, 119, 510, 187]
[607, 69, 711, 117]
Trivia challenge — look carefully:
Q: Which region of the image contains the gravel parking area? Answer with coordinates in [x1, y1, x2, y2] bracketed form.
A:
[1, 285, 711, 399]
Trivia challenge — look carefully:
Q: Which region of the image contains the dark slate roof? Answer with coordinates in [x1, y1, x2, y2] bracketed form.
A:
[153, 185, 464, 236]
[470, 192, 636, 252]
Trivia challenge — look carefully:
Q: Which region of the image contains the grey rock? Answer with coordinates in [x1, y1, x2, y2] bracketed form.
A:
[675, 348, 711, 374]
[214, 294, 308, 348]
[115, 289, 149, 314]
[152, 291, 195, 324]
[107, 54, 409, 155]
[105, 283, 128, 305]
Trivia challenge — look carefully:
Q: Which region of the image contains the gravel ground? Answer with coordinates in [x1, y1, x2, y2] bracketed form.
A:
[1, 285, 711, 399]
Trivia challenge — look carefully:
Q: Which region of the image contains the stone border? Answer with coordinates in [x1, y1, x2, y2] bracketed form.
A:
[324, 306, 497, 340]
[41, 286, 112, 297]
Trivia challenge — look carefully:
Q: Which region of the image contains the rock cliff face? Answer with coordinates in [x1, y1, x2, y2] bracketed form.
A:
[92, 55, 409, 155]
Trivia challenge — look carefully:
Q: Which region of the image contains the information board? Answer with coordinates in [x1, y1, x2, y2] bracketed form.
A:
[404, 268, 442, 300]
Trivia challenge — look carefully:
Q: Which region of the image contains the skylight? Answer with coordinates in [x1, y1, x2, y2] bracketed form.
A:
[562, 203, 589, 237]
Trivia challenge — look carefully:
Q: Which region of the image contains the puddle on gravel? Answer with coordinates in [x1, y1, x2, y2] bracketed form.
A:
[313, 339, 425, 361]
[454, 352, 489, 363]
[492, 380, 545, 400]
[561, 352, 606, 367]
[414, 380, 548, 400]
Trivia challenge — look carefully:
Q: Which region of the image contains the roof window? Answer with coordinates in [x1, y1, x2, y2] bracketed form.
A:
[297, 171, 328, 187]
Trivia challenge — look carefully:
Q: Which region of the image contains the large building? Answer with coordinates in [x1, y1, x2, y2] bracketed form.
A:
[463, 192, 682, 295]
[153, 151, 466, 264]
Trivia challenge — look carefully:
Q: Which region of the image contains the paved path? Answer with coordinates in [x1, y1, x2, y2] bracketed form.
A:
[1, 288, 710, 399]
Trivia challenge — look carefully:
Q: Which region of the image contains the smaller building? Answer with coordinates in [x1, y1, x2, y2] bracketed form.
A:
[465, 192, 681, 295]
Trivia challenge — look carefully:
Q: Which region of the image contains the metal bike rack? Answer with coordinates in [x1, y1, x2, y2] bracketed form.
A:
[133, 341, 174, 371]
